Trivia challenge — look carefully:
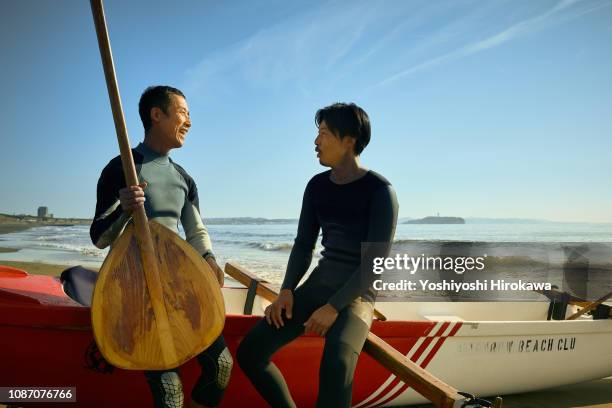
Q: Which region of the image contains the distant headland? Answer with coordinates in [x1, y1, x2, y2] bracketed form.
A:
[404, 216, 465, 225]
[0, 213, 298, 234]
[0, 213, 91, 235]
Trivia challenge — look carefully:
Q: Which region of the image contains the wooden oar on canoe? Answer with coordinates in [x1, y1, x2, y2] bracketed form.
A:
[89, 0, 224, 370]
[535, 288, 612, 318]
[567, 290, 612, 320]
[535, 287, 591, 307]
[225, 262, 503, 408]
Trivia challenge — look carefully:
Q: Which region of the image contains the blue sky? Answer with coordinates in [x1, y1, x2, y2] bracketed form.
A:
[1, 0, 611, 222]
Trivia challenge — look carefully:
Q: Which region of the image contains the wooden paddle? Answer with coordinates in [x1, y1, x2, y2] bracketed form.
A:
[535, 287, 590, 307]
[567, 290, 612, 320]
[536, 287, 612, 316]
[89, 0, 224, 370]
[535, 287, 612, 319]
[225, 262, 503, 408]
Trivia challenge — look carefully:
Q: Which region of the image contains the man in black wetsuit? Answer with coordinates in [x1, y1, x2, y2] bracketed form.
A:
[90, 86, 232, 408]
[237, 103, 398, 407]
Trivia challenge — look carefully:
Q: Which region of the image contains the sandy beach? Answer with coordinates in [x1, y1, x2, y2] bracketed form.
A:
[0, 377, 611, 407]
[0, 260, 74, 276]
[0, 223, 37, 235]
[1, 226, 612, 407]
[414, 377, 612, 407]
[0, 221, 76, 275]
[0, 221, 82, 275]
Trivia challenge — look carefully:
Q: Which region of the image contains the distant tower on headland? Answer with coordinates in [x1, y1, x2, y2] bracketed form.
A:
[37, 206, 53, 220]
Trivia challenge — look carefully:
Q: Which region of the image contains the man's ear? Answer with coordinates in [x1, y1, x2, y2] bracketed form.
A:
[150, 106, 163, 125]
[342, 135, 356, 151]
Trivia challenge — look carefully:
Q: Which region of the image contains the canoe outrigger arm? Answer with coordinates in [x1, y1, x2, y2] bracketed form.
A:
[225, 262, 503, 408]
[566, 289, 612, 320]
[535, 287, 612, 320]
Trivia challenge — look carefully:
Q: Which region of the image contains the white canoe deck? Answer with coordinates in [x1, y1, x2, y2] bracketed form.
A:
[222, 286, 612, 406]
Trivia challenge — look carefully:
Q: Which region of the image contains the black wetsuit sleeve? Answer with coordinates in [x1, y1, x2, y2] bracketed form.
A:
[281, 181, 320, 291]
[328, 184, 398, 311]
[90, 159, 131, 249]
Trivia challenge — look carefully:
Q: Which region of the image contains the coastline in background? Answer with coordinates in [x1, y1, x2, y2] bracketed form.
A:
[0, 221, 611, 286]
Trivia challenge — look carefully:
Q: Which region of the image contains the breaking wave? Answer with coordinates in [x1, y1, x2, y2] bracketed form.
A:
[245, 242, 294, 252]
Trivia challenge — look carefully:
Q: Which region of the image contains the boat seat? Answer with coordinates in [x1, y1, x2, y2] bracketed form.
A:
[60, 265, 98, 307]
[422, 314, 464, 322]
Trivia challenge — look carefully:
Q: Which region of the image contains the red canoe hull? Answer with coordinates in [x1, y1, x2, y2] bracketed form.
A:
[0, 266, 438, 408]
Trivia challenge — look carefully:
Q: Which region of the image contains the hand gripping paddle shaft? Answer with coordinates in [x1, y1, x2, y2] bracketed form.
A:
[89, 0, 224, 370]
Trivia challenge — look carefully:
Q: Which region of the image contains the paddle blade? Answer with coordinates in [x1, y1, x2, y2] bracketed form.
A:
[91, 221, 224, 370]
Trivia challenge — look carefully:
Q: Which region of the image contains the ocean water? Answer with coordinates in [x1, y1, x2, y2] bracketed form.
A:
[0, 222, 611, 289]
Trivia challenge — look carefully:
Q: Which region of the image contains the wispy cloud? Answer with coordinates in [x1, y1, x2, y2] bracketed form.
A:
[373, 0, 611, 88]
[351, 1, 503, 68]
[182, 0, 611, 101]
[183, 1, 387, 99]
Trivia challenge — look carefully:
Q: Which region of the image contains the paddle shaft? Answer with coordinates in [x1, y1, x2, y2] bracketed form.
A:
[90, 0, 177, 365]
[536, 288, 612, 316]
[567, 290, 612, 320]
[225, 264, 387, 321]
[224, 263, 497, 408]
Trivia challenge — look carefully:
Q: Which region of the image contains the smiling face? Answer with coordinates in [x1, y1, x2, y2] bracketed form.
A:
[314, 121, 356, 167]
[151, 93, 191, 149]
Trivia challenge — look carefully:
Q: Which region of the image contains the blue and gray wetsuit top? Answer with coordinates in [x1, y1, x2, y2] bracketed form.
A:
[90, 142, 214, 259]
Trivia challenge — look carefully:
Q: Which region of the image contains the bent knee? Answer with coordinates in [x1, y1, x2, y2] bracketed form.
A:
[323, 342, 360, 376]
[192, 347, 233, 406]
[146, 371, 184, 408]
[217, 346, 233, 389]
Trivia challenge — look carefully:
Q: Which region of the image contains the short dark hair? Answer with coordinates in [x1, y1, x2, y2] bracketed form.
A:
[138, 86, 186, 133]
[315, 102, 371, 155]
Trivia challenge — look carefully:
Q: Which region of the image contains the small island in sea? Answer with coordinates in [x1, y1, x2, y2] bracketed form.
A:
[404, 216, 465, 225]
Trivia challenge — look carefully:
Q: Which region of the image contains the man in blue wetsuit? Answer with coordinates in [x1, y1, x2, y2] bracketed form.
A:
[91, 86, 232, 408]
[237, 103, 398, 407]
